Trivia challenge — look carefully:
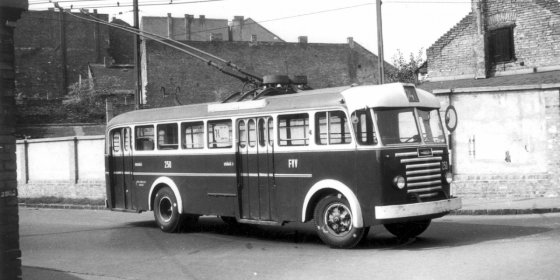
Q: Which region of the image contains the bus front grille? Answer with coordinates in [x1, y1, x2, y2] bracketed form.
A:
[396, 150, 444, 200]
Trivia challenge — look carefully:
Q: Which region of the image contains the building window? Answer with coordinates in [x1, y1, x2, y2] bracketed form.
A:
[488, 26, 515, 64]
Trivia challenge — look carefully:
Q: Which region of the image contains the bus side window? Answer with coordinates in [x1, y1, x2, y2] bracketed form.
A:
[316, 111, 352, 145]
[352, 110, 377, 145]
[278, 113, 309, 146]
[208, 119, 232, 148]
[238, 120, 247, 148]
[182, 121, 204, 149]
[123, 128, 131, 151]
[135, 125, 155, 151]
[157, 123, 178, 150]
[112, 130, 121, 153]
[329, 111, 351, 144]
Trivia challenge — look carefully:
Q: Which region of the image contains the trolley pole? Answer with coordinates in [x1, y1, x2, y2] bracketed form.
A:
[133, 0, 142, 109]
[376, 0, 385, 84]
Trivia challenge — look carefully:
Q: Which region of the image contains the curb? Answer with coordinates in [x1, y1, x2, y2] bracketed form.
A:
[451, 208, 560, 215]
[19, 203, 107, 210]
[19, 203, 560, 215]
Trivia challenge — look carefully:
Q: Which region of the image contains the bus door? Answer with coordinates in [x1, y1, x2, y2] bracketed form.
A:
[237, 117, 276, 221]
[109, 127, 135, 210]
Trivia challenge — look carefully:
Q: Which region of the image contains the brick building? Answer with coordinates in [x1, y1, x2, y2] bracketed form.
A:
[141, 14, 283, 42]
[420, 0, 560, 198]
[140, 37, 390, 107]
[14, 9, 110, 99]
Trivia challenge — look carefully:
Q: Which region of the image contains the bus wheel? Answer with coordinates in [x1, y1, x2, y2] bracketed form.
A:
[154, 187, 182, 233]
[384, 219, 431, 239]
[314, 195, 365, 249]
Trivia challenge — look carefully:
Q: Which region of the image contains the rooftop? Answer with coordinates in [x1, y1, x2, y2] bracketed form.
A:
[418, 70, 560, 93]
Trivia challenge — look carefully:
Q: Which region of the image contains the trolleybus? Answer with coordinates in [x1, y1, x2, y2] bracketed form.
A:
[105, 82, 461, 248]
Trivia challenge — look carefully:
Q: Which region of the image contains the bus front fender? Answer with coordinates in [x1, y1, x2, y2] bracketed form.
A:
[148, 177, 183, 214]
[302, 179, 363, 228]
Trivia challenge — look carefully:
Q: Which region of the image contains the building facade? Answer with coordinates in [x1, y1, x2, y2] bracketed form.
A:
[141, 14, 284, 42]
[141, 37, 390, 108]
[421, 0, 560, 199]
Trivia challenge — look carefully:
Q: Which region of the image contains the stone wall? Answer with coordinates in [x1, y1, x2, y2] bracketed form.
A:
[16, 136, 106, 200]
[142, 39, 382, 107]
[427, 0, 560, 81]
[436, 87, 560, 198]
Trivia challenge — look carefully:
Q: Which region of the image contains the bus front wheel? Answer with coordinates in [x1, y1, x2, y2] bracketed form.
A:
[154, 186, 182, 233]
[314, 195, 366, 249]
[384, 219, 431, 239]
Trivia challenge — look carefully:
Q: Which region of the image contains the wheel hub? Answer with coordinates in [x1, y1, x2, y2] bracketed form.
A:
[325, 203, 352, 236]
[159, 196, 173, 222]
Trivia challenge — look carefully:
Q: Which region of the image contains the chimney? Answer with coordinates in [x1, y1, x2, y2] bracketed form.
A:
[298, 36, 308, 44]
[167, 13, 173, 39]
[233, 16, 244, 41]
[184, 14, 193, 40]
[347, 37, 354, 48]
[472, 0, 486, 79]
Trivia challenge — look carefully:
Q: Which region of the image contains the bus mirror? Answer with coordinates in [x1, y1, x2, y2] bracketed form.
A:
[445, 105, 458, 132]
[351, 115, 359, 124]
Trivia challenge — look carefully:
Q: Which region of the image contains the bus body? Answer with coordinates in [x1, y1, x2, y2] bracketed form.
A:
[105, 83, 461, 248]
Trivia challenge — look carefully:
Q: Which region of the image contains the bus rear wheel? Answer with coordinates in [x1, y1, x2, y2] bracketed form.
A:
[314, 195, 365, 249]
[384, 219, 431, 239]
[154, 187, 182, 233]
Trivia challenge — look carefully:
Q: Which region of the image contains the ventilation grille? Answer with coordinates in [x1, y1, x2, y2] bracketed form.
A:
[395, 149, 444, 200]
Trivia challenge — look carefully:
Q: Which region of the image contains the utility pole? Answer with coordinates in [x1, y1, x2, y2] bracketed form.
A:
[58, 7, 68, 96]
[376, 0, 385, 84]
[133, 0, 142, 109]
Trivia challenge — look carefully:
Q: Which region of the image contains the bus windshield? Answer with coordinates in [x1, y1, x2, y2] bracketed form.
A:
[374, 108, 445, 145]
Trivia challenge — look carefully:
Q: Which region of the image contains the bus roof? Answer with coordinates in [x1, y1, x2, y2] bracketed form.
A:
[107, 83, 440, 129]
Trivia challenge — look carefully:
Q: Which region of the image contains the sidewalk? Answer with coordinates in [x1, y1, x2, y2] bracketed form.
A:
[454, 196, 560, 215]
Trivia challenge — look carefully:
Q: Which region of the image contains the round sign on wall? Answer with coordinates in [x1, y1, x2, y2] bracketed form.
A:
[445, 105, 458, 132]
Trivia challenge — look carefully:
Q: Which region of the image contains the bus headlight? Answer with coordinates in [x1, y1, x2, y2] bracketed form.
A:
[445, 172, 453, 184]
[393, 175, 406, 190]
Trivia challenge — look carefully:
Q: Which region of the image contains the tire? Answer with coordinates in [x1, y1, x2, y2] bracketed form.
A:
[153, 186, 182, 233]
[314, 195, 366, 249]
[384, 219, 431, 239]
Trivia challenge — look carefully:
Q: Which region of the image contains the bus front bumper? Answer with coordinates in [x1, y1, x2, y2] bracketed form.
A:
[375, 198, 462, 220]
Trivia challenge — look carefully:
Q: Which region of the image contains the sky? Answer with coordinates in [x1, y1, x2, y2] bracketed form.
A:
[28, 0, 473, 63]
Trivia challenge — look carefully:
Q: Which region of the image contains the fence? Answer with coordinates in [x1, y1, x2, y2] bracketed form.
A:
[16, 135, 106, 199]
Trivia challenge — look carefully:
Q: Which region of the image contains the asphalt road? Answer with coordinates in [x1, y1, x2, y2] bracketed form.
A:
[19, 208, 560, 280]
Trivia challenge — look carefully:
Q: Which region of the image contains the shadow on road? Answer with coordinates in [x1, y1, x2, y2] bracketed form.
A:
[23, 266, 85, 280]
[126, 216, 554, 249]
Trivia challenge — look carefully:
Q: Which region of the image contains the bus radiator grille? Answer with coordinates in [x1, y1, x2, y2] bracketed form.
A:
[396, 150, 445, 200]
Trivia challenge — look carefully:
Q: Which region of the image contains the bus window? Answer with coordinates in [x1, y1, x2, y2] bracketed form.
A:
[258, 118, 266, 147]
[375, 109, 420, 144]
[123, 128, 130, 151]
[352, 110, 377, 145]
[238, 120, 247, 148]
[208, 119, 232, 148]
[112, 130, 121, 153]
[135, 125, 155, 151]
[418, 109, 446, 144]
[315, 112, 328, 145]
[248, 119, 257, 147]
[182, 121, 204, 149]
[267, 118, 274, 146]
[278, 113, 309, 146]
[316, 111, 351, 145]
[157, 123, 178, 150]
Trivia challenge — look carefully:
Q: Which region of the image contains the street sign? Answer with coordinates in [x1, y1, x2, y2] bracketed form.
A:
[445, 105, 458, 132]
